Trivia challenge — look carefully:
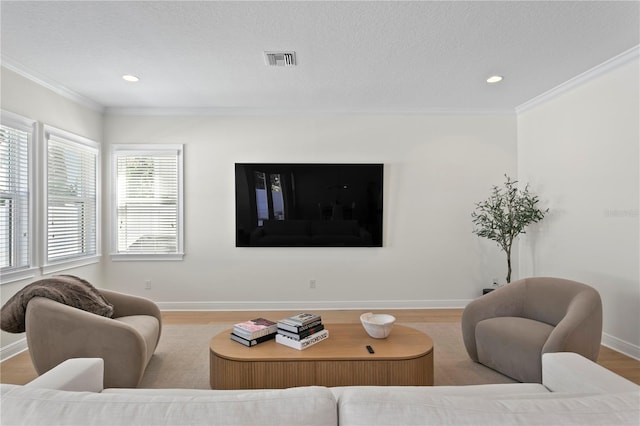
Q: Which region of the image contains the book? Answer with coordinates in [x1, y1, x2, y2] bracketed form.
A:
[280, 312, 321, 326]
[229, 332, 276, 347]
[277, 318, 323, 333]
[275, 329, 329, 350]
[233, 327, 276, 341]
[232, 318, 277, 339]
[277, 324, 325, 341]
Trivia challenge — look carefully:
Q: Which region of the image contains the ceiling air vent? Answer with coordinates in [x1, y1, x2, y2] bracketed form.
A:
[264, 51, 296, 67]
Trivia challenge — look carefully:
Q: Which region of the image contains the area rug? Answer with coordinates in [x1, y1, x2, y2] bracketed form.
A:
[139, 322, 515, 389]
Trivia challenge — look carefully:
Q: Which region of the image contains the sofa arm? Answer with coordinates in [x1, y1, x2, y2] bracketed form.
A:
[99, 289, 161, 321]
[25, 358, 104, 392]
[542, 290, 602, 362]
[542, 352, 639, 393]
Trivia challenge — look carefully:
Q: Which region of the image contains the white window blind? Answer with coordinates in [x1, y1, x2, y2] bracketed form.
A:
[46, 129, 99, 263]
[0, 112, 33, 273]
[113, 145, 183, 258]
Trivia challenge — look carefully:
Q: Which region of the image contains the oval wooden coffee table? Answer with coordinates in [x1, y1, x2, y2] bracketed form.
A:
[209, 323, 433, 389]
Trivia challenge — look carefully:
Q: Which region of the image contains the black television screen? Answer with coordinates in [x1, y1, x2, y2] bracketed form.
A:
[235, 163, 383, 247]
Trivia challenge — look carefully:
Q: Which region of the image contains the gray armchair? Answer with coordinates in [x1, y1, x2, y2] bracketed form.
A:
[461, 277, 602, 383]
[26, 289, 161, 388]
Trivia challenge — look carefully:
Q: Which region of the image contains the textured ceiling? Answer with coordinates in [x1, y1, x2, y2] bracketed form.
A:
[1, 1, 639, 113]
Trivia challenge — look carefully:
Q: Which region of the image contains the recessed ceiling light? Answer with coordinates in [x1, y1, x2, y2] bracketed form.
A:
[486, 75, 503, 84]
[122, 74, 140, 82]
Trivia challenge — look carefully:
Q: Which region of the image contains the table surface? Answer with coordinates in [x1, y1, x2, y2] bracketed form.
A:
[210, 323, 433, 361]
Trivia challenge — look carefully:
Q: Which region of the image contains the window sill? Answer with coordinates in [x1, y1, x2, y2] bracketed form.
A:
[41, 255, 102, 275]
[110, 253, 184, 262]
[0, 267, 39, 285]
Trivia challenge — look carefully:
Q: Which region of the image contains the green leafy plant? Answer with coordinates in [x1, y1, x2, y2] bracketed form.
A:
[471, 175, 548, 283]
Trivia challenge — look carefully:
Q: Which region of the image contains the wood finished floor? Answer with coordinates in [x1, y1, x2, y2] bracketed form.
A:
[1, 308, 639, 385]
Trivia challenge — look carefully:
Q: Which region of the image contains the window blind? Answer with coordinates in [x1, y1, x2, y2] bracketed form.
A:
[0, 122, 30, 271]
[47, 136, 98, 262]
[116, 153, 179, 254]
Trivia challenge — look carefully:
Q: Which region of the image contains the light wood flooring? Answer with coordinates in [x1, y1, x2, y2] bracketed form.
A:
[1, 308, 638, 385]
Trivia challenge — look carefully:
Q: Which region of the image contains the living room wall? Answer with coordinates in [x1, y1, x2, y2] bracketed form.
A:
[517, 53, 640, 358]
[3, 51, 636, 360]
[0, 67, 104, 353]
[102, 113, 516, 309]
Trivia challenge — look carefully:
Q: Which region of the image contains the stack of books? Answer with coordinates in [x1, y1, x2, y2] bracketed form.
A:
[276, 312, 329, 350]
[230, 317, 277, 347]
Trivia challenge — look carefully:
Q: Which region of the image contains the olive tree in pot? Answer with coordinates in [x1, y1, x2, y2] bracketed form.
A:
[471, 175, 548, 284]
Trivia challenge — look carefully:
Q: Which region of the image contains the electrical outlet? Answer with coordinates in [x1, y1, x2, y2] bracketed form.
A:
[309, 279, 316, 289]
[145, 280, 152, 290]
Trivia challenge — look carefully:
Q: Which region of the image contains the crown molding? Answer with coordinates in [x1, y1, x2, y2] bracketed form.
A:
[1, 56, 105, 113]
[516, 45, 640, 114]
[6, 43, 637, 118]
[104, 106, 515, 117]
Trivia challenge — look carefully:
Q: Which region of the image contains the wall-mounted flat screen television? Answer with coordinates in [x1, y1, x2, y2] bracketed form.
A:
[235, 163, 383, 247]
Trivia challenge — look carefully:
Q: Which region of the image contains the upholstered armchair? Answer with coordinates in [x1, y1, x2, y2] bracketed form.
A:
[461, 277, 602, 383]
[26, 289, 162, 388]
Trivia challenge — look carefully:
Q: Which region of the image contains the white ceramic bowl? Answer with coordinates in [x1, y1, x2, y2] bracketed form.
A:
[360, 312, 396, 339]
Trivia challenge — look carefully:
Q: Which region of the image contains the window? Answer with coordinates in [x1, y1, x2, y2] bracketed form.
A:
[0, 111, 35, 278]
[44, 126, 100, 267]
[253, 171, 285, 226]
[112, 145, 183, 260]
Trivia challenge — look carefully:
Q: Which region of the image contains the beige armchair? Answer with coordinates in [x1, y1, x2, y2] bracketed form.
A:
[26, 289, 161, 388]
[461, 277, 602, 383]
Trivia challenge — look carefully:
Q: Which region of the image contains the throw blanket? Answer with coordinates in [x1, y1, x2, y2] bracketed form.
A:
[0, 275, 114, 333]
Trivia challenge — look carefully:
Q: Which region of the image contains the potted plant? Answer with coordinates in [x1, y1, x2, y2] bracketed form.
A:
[471, 175, 548, 283]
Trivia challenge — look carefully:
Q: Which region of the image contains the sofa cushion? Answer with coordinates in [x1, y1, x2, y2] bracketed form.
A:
[543, 352, 640, 393]
[476, 316, 554, 383]
[337, 387, 640, 426]
[0, 385, 337, 426]
[330, 383, 549, 401]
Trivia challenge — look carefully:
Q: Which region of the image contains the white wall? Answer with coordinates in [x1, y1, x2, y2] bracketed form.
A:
[5, 52, 636, 360]
[517, 54, 640, 357]
[0, 67, 104, 355]
[102, 113, 516, 309]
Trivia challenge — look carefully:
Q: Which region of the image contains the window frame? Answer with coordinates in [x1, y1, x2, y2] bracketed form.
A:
[41, 125, 101, 274]
[0, 110, 37, 284]
[110, 144, 184, 261]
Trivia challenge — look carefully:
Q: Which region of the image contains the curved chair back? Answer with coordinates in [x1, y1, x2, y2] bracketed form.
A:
[462, 277, 602, 382]
[517, 277, 601, 326]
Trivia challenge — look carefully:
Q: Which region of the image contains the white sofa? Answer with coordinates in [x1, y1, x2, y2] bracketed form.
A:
[1, 353, 638, 425]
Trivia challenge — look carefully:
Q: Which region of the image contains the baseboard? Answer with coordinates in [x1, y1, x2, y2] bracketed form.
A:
[602, 332, 640, 361]
[156, 299, 472, 311]
[0, 337, 28, 362]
